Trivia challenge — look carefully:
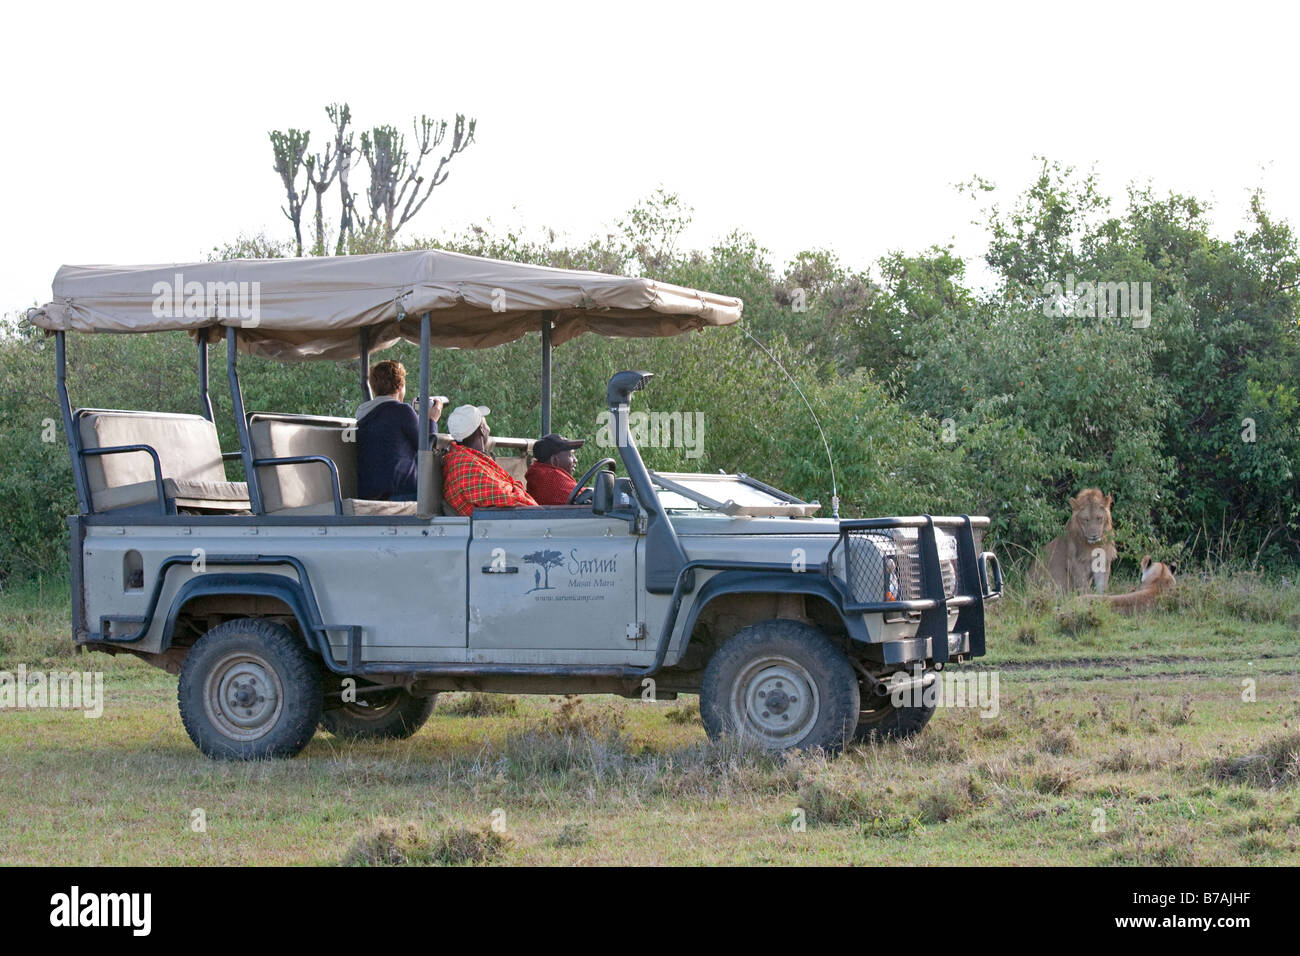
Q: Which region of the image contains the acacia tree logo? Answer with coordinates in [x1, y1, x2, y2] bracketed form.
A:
[524, 549, 564, 592]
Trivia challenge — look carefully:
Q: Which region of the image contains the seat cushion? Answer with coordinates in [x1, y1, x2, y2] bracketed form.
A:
[91, 478, 250, 512]
[270, 498, 418, 517]
[169, 478, 251, 510]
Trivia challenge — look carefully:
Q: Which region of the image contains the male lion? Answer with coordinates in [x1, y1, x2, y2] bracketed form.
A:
[1029, 489, 1117, 593]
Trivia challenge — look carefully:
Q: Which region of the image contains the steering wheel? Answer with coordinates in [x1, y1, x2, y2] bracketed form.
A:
[568, 458, 617, 504]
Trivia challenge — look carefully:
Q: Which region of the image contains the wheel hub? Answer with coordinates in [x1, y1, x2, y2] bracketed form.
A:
[733, 658, 820, 746]
[205, 654, 285, 741]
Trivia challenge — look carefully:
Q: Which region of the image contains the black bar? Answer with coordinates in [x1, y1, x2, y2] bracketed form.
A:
[839, 515, 991, 531]
[953, 515, 986, 657]
[916, 516, 950, 664]
[67, 515, 86, 640]
[197, 327, 213, 421]
[55, 331, 91, 514]
[347, 625, 362, 671]
[418, 314, 431, 454]
[541, 312, 553, 434]
[227, 327, 263, 513]
[358, 327, 372, 401]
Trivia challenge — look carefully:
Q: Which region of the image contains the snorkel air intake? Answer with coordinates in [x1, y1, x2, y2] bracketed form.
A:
[607, 371, 692, 594]
[606, 369, 654, 406]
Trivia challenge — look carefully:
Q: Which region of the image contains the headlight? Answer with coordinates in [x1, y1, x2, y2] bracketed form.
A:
[883, 554, 900, 602]
[844, 528, 958, 607]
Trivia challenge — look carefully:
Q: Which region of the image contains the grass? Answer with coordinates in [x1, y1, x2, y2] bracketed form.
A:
[0, 570, 1297, 865]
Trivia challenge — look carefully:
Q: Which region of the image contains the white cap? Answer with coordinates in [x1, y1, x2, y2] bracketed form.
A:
[431, 395, 450, 405]
[446, 404, 490, 441]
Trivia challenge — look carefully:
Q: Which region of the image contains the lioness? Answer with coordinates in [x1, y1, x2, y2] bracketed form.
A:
[1029, 489, 1117, 593]
[1091, 555, 1177, 612]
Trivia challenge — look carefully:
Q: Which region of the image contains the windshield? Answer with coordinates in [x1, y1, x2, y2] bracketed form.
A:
[650, 472, 819, 517]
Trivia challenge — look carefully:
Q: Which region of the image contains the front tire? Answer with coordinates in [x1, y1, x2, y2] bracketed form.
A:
[853, 684, 936, 741]
[700, 619, 860, 752]
[320, 688, 436, 741]
[178, 619, 323, 760]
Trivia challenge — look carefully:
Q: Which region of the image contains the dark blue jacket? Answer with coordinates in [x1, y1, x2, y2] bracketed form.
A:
[356, 400, 419, 499]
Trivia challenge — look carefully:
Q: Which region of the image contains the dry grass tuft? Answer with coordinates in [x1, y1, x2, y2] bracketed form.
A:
[438, 693, 518, 717]
[342, 817, 509, 866]
[1211, 732, 1300, 789]
[1056, 600, 1106, 636]
[1039, 726, 1078, 756]
[663, 698, 701, 725]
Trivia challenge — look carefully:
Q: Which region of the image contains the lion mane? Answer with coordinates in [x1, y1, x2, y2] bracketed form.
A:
[1029, 488, 1117, 593]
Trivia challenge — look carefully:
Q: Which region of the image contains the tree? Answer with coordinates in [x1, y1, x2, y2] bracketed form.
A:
[269, 128, 311, 257]
[268, 105, 476, 256]
[523, 549, 564, 590]
[359, 113, 476, 247]
[303, 103, 353, 257]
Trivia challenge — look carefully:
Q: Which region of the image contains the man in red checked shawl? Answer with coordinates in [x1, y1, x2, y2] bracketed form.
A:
[441, 405, 538, 515]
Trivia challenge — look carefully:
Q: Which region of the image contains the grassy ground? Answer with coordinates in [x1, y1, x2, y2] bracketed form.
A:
[0, 571, 1297, 865]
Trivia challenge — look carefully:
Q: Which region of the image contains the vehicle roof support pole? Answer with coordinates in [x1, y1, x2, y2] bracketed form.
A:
[197, 326, 214, 421]
[55, 331, 91, 514]
[226, 327, 264, 513]
[541, 311, 554, 435]
[416, 312, 433, 515]
[358, 327, 372, 401]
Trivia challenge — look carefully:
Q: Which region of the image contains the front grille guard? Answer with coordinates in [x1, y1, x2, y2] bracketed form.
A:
[825, 515, 1003, 662]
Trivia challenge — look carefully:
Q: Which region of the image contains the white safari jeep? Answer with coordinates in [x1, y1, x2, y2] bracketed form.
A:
[31, 251, 1002, 759]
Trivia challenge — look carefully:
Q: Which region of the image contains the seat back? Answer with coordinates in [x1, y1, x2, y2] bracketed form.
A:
[78, 411, 227, 508]
[488, 437, 535, 482]
[249, 417, 356, 513]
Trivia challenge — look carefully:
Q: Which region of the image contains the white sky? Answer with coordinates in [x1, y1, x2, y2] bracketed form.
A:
[4, 0, 1298, 317]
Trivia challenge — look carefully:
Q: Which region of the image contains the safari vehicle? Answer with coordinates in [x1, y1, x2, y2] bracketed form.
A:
[31, 251, 1003, 759]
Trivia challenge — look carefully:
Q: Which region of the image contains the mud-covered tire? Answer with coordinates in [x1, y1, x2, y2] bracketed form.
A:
[320, 689, 436, 741]
[178, 618, 323, 760]
[700, 619, 860, 752]
[853, 694, 936, 742]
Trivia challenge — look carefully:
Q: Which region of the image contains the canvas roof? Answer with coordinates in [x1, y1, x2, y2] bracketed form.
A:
[30, 249, 743, 360]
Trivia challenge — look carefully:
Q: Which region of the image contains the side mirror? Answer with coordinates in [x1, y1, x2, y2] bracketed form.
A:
[593, 469, 615, 514]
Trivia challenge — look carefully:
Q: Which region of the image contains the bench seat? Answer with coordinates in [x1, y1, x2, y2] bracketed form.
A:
[250, 415, 422, 516]
[78, 411, 249, 513]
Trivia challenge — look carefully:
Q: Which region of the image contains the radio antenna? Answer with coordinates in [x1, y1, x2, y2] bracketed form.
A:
[741, 327, 839, 518]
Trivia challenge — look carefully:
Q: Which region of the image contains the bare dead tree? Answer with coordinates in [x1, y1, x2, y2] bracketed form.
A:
[270, 107, 475, 255]
[304, 103, 353, 256]
[327, 104, 361, 256]
[269, 128, 311, 257]
[360, 113, 477, 246]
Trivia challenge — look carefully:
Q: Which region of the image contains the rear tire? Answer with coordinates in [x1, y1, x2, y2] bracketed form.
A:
[320, 689, 436, 741]
[700, 619, 860, 752]
[178, 618, 322, 760]
[853, 685, 936, 742]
